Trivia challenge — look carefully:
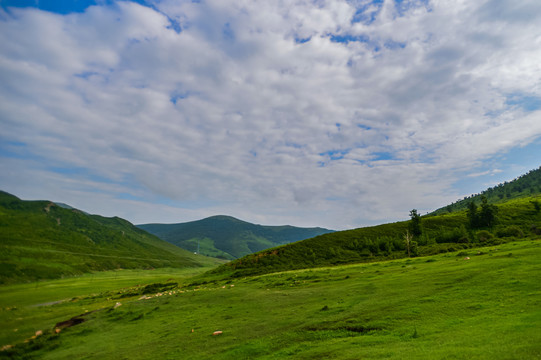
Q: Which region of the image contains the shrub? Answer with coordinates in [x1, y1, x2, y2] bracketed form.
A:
[476, 230, 494, 243]
[436, 226, 469, 244]
[496, 226, 524, 238]
[530, 224, 541, 235]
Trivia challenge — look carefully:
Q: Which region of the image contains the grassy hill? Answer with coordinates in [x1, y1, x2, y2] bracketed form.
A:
[206, 195, 541, 279]
[2, 240, 540, 359]
[0, 191, 223, 284]
[432, 165, 541, 215]
[137, 215, 334, 260]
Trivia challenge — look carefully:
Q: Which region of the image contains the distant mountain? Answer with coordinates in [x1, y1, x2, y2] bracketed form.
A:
[137, 215, 335, 259]
[431, 166, 541, 215]
[0, 191, 223, 284]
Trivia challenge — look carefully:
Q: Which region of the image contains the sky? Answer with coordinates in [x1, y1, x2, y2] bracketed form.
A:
[1, 0, 540, 230]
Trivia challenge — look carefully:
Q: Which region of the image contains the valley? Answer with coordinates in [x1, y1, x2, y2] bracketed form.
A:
[1, 167, 541, 358]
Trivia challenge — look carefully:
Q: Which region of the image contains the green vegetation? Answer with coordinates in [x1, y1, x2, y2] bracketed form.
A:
[209, 196, 541, 278]
[0, 267, 215, 352]
[408, 209, 422, 238]
[467, 196, 498, 229]
[0, 191, 223, 284]
[138, 215, 334, 259]
[433, 166, 541, 215]
[1, 241, 540, 359]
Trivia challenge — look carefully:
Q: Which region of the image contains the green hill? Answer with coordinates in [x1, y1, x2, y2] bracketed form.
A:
[137, 215, 334, 260]
[207, 195, 541, 279]
[432, 166, 541, 215]
[0, 191, 223, 284]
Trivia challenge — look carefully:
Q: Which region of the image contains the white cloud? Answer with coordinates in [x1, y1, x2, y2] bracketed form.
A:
[1, 0, 540, 229]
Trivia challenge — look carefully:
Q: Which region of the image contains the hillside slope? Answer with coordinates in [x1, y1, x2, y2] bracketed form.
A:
[0, 191, 223, 284]
[138, 215, 334, 259]
[432, 166, 541, 215]
[208, 195, 541, 278]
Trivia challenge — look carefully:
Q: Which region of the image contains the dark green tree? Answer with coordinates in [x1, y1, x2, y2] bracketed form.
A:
[409, 209, 422, 237]
[467, 201, 479, 229]
[478, 196, 497, 228]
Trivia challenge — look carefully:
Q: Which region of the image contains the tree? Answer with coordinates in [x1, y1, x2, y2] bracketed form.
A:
[478, 196, 497, 228]
[467, 201, 479, 229]
[468, 197, 497, 229]
[403, 230, 417, 257]
[409, 209, 422, 237]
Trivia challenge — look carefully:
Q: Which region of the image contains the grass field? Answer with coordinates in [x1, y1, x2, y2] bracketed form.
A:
[0, 267, 214, 350]
[2, 240, 540, 359]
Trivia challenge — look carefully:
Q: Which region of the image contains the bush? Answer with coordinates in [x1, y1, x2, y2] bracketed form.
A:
[476, 230, 494, 243]
[496, 226, 524, 238]
[530, 224, 541, 235]
[436, 226, 469, 244]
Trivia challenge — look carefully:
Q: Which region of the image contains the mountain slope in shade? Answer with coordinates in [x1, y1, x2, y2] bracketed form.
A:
[0, 191, 223, 284]
[138, 215, 335, 259]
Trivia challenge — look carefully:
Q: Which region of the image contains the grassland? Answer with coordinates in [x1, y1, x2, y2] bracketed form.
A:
[2, 239, 540, 359]
[0, 267, 214, 350]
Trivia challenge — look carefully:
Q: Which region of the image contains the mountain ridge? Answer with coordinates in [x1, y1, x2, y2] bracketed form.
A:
[138, 215, 334, 260]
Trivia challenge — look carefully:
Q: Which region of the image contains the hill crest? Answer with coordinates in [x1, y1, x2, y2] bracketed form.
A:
[0, 191, 223, 284]
[138, 215, 334, 260]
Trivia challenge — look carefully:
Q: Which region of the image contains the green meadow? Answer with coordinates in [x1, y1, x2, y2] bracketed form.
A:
[2, 240, 540, 359]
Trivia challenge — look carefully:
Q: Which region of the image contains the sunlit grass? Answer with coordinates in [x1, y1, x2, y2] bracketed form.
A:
[3, 240, 540, 359]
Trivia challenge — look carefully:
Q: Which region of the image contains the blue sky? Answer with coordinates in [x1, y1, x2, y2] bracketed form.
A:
[0, 0, 142, 14]
[1, 0, 540, 230]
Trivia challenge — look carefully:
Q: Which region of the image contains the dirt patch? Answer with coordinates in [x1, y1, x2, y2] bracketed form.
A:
[55, 316, 85, 329]
[305, 324, 383, 334]
[54, 309, 100, 330]
[44, 202, 55, 213]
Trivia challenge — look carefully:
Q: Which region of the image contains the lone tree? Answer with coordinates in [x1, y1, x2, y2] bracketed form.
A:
[409, 209, 422, 237]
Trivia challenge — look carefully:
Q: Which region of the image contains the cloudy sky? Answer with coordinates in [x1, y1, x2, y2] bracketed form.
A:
[1, 0, 540, 230]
